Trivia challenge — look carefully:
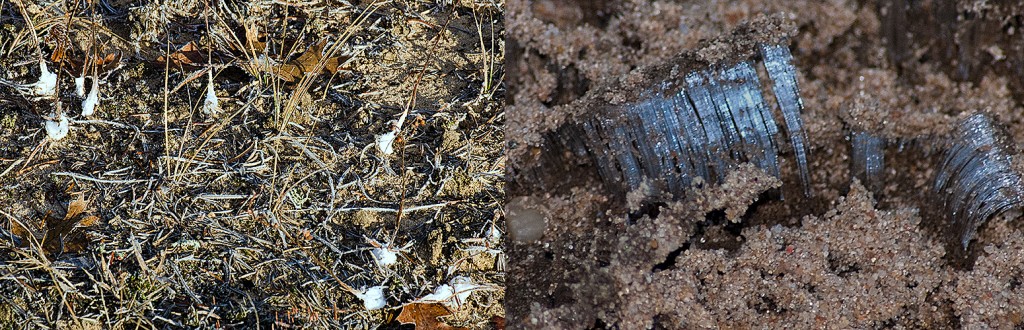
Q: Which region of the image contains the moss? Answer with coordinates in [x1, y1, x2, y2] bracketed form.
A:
[1, 113, 16, 130]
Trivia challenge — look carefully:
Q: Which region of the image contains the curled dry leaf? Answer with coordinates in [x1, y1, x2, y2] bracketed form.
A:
[65, 194, 87, 220]
[56, 215, 97, 254]
[242, 21, 267, 53]
[9, 194, 101, 255]
[242, 40, 349, 82]
[47, 23, 71, 63]
[395, 303, 469, 330]
[156, 41, 208, 70]
[223, 21, 268, 54]
[67, 51, 123, 77]
[9, 216, 38, 247]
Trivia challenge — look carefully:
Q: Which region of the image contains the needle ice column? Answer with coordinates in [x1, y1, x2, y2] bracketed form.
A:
[850, 132, 885, 193]
[761, 44, 812, 196]
[933, 113, 1024, 249]
[567, 45, 812, 199]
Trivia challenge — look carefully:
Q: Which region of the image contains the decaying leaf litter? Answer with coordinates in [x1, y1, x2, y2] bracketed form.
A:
[0, 0, 504, 328]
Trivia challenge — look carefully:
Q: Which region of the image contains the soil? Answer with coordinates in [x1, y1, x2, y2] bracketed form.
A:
[0, 0, 503, 328]
[508, 0, 1024, 328]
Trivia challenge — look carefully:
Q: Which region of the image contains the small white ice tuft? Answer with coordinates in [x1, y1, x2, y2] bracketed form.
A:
[486, 225, 502, 242]
[417, 276, 481, 308]
[450, 276, 477, 306]
[371, 246, 398, 267]
[376, 128, 398, 155]
[356, 286, 387, 311]
[420, 284, 453, 302]
[202, 73, 219, 115]
[32, 62, 57, 97]
[45, 113, 69, 140]
[74, 75, 86, 97]
[81, 79, 99, 117]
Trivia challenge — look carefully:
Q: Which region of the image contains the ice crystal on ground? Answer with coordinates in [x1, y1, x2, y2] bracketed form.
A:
[850, 131, 885, 193]
[566, 42, 811, 199]
[934, 113, 1024, 249]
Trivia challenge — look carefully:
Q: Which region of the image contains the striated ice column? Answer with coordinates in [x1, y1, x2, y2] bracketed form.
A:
[669, 87, 710, 182]
[933, 113, 1024, 249]
[850, 132, 885, 193]
[722, 62, 781, 180]
[570, 42, 814, 199]
[761, 44, 811, 196]
[684, 72, 732, 177]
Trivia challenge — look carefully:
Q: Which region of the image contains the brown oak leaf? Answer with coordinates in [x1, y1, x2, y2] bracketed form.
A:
[396, 303, 468, 330]
[156, 41, 207, 70]
[40, 194, 98, 255]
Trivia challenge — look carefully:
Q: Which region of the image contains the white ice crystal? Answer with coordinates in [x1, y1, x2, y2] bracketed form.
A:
[202, 74, 219, 115]
[370, 245, 398, 267]
[32, 62, 57, 97]
[486, 225, 502, 242]
[81, 79, 99, 117]
[376, 128, 398, 155]
[355, 286, 387, 310]
[417, 276, 481, 308]
[74, 75, 86, 97]
[450, 276, 478, 306]
[419, 284, 454, 303]
[45, 113, 69, 140]
[935, 113, 1024, 249]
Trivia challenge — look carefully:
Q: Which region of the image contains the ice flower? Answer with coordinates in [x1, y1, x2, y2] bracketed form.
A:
[417, 276, 482, 308]
[202, 72, 219, 115]
[45, 111, 69, 140]
[81, 78, 99, 117]
[376, 128, 398, 155]
[486, 225, 502, 242]
[74, 75, 86, 97]
[370, 245, 398, 267]
[32, 62, 57, 97]
[355, 286, 387, 310]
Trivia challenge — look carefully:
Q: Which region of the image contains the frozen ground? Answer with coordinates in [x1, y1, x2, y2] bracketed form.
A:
[508, 0, 1024, 328]
[0, 0, 504, 328]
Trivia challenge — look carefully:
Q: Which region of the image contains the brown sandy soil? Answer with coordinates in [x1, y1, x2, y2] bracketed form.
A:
[0, 0, 503, 328]
[508, 0, 1024, 328]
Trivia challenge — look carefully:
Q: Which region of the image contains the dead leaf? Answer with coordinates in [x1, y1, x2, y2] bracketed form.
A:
[239, 56, 289, 82]
[79, 215, 99, 227]
[59, 228, 94, 254]
[65, 194, 87, 220]
[244, 40, 350, 82]
[65, 50, 123, 77]
[39, 195, 98, 255]
[47, 23, 71, 63]
[157, 41, 208, 69]
[93, 51, 122, 72]
[9, 217, 39, 247]
[274, 63, 302, 82]
[291, 40, 341, 74]
[225, 22, 267, 54]
[244, 22, 267, 52]
[491, 316, 505, 330]
[396, 303, 468, 330]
